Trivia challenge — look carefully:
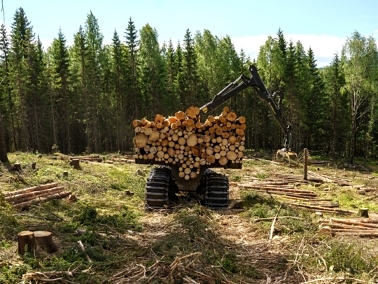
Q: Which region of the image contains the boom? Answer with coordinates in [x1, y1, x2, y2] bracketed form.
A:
[199, 65, 292, 152]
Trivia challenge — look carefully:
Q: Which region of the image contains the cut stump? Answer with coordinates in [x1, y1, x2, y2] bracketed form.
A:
[34, 231, 57, 253]
[70, 159, 81, 170]
[18, 231, 36, 255]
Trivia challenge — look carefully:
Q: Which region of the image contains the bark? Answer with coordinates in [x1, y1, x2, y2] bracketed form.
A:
[0, 113, 9, 163]
[34, 231, 57, 253]
[18, 231, 36, 255]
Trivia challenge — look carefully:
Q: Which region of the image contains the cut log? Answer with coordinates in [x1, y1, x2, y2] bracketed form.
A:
[148, 131, 160, 142]
[167, 116, 177, 124]
[3, 182, 59, 197]
[178, 137, 186, 145]
[219, 156, 228, 166]
[236, 116, 246, 124]
[235, 128, 245, 136]
[226, 151, 238, 161]
[206, 155, 215, 164]
[187, 134, 198, 147]
[228, 136, 237, 144]
[175, 111, 186, 121]
[155, 114, 165, 124]
[14, 191, 72, 210]
[191, 146, 201, 156]
[133, 133, 148, 148]
[226, 112, 237, 122]
[185, 106, 200, 118]
[5, 186, 65, 204]
[132, 120, 145, 127]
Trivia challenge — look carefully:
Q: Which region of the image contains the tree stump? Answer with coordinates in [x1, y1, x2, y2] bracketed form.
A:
[18, 231, 36, 255]
[34, 231, 57, 253]
[359, 208, 369, 218]
[70, 159, 81, 170]
[13, 163, 22, 171]
[63, 171, 69, 177]
[31, 162, 36, 170]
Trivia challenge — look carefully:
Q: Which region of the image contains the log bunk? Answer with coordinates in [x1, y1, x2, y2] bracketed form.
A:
[132, 106, 246, 209]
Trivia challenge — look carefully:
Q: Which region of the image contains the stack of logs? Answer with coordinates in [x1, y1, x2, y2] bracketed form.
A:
[3, 182, 71, 210]
[133, 106, 246, 180]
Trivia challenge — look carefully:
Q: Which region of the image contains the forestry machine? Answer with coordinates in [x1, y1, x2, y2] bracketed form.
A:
[135, 65, 297, 210]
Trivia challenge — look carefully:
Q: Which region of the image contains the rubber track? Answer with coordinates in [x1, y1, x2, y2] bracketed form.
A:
[202, 169, 229, 209]
[145, 166, 171, 209]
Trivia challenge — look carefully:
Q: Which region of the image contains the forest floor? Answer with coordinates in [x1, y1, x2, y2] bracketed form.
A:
[1, 151, 378, 283]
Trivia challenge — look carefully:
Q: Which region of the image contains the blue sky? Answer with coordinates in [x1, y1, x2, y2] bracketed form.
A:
[3, 0, 378, 67]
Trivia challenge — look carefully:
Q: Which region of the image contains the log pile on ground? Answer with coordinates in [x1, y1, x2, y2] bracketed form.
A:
[238, 177, 354, 215]
[3, 182, 71, 210]
[132, 106, 246, 180]
[318, 217, 378, 237]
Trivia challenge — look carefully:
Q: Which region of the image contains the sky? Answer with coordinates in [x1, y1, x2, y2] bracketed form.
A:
[3, 0, 378, 67]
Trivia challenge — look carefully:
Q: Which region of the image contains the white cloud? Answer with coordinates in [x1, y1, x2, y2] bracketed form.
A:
[232, 34, 347, 68]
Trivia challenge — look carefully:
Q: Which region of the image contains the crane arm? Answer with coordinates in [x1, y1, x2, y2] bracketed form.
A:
[199, 65, 292, 151]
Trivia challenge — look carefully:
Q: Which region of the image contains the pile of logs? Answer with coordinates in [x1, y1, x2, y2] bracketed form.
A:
[318, 218, 378, 237]
[132, 106, 246, 180]
[3, 182, 71, 210]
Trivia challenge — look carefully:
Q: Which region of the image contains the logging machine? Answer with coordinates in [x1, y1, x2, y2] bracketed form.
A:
[134, 65, 297, 210]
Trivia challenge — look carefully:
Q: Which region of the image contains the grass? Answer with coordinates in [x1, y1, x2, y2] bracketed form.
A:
[1, 152, 378, 283]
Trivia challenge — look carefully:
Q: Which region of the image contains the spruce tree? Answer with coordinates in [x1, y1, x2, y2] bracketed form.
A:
[0, 23, 15, 152]
[111, 30, 130, 150]
[323, 54, 347, 159]
[304, 48, 326, 150]
[125, 17, 139, 118]
[49, 28, 72, 153]
[138, 24, 166, 116]
[9, 7, 34, 150]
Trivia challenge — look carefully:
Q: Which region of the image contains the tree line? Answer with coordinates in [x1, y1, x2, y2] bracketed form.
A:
[0, 7, 377, 164]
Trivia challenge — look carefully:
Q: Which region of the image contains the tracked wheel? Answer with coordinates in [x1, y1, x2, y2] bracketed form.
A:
[145, 166, 172, 209]
[201, 169, 229, 210]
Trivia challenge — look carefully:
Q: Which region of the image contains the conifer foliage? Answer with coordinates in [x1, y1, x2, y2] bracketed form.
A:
[1, 8, 378, 163]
